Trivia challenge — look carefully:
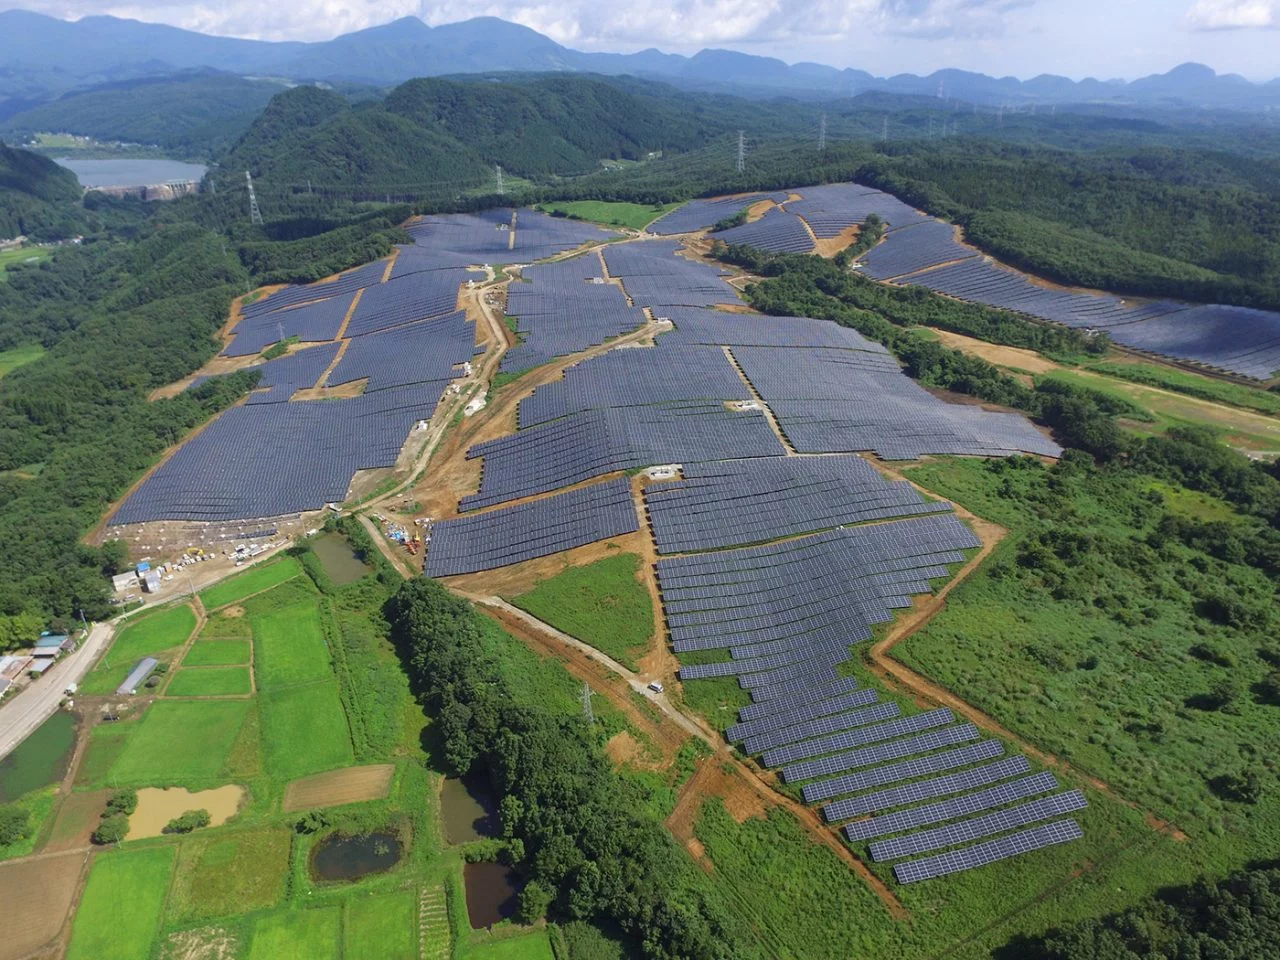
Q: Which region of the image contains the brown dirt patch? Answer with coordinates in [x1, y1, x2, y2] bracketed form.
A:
[221, 605, 245, 619]
[0, 851, 86, 960]
[930, 328, 1062, 374]
[604, 731, 644, 767]
[282, 764, 395, 812]
[161, 926, 240, 960]
[812, 222, 860, 258]
[127, 785, 245, 840]
[44, 790, 109, 853]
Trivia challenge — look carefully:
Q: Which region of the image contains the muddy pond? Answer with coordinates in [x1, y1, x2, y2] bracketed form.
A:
[464, 861, 522, 928]
[311, 533, 373, 585]
[440, 774, 500, 845]
[0, 710, 77, 803]
[310, 830, 404, 882]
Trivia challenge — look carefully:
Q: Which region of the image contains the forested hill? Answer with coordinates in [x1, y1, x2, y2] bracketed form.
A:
[0, 142, 84, 239]
[1, 73, 285, 160]
[215, 76, 733, 191]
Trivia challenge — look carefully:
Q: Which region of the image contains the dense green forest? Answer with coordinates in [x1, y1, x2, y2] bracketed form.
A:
[0, 142, 86, 238]
[2, 72, 286, 159]
[387, 577, 756, 959]
[1001, 864, 1280, 959]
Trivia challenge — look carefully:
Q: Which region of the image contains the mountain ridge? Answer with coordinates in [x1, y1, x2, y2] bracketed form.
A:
[1, 9, 1278, 110]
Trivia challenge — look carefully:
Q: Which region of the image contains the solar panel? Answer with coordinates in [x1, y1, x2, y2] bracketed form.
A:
[726, 687, 879, 743]
[870, 790, 1087, 861]
[821, 753, 1028, 821]
[762, 708, 954, 767]
[744, 702, 900, 754]
[423, 478, 639, 576]
[893, 819, 1084, 883]
[740, 676, 861, 716]
[789, 723, 982, 789]
[859, 220, 978, 280]
[843, 771, 1059, 840]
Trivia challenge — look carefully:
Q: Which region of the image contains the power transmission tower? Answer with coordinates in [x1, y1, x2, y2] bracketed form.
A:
[495, 165, 505, 196]
[580, 681, 595, 725]
[818, 112, 827, 153]
[735, 130, 746, 174]
[882, 116, 888, 141]
[244, 171, 263, 226]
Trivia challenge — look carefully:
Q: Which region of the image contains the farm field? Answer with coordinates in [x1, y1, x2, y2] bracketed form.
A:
[461, 930, 557, 959]
[166, 665, 253, 696]
[200, 555, 302, 610]
[260, 680, 353, 778]
[246, 907, 341, 960]
[107, 699, 251, 784]
[344, 890, 418, 960]
[183, 636, 251, 665]
[0, 247, 52, 278]
[79, 602, 197, 694]
[67, 846, 175, 960]
[509, 553, 654, 670]
[169, 828, 291, 921]
[534, 200, 679, 231]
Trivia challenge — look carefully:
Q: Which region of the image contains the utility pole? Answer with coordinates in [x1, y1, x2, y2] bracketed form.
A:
[818, 112, 827, 153]
[581, 681, 595, 725]
[495, 165, 505, 197]
[244, 171, 263, 226]
[735, 130, 746, 174]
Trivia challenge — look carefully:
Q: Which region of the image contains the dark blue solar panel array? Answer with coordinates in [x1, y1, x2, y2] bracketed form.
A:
[244, 343, 341, 404]
[739, 676, 861, 716]
[762, 708, 956, 768]
[823, 754, 1030, 820]
[894, 819, 1084, 883]
[783, 724, 982, 785]
[645, 454, 953, 554]
[662, 306, 881, 350]
[785, 183, 932, 238]
[726, 687, 879, 743]
[224, 293, 355, 357]
[238, 260, 386, 321]
[843, 771, 1059, 839]
[657, 515, 980, 668]
[743, 700, 901, 754]
[423, 478, 638, 576]
[344, 269, 468, 339]
[647, 194, 786, 235]
[714, 208, 815, 254]
[502, 254, 644, 373]
[901, 257, 1182, 330]
[819, 747, 1018, 814]
[394, 211, 512, 276]
[462, 401, 786, 510]
[859, 220, 979, 280]
[513, 208, 617, 260]
[728, 346, 1061, 459]
[603, 241, 739, 309]
[1095, 304, 1280, 381]
[111, 384, 439, 524]
[518, 345, 749, 427]
[328, 311, 478, 392]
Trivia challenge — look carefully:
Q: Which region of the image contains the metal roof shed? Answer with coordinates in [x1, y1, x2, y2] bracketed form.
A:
[117, 657, 159, 696]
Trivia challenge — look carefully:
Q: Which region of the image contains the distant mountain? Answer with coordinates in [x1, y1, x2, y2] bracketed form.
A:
[2, 9, 1279, 112]
[1, 72, 286, 157]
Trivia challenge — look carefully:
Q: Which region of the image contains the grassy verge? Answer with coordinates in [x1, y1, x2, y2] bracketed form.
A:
[0, 342, 46, 376]
[535, 201, 680, 231]
[509, 553, 654, 670]
[199, 556, 302, 610]
[80, 603, 197, 695]
[1085, 359, 1280, 416]
[67, 845, 175, 960]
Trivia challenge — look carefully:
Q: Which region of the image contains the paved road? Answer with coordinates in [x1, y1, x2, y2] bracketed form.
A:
[0, 621, 115, 761]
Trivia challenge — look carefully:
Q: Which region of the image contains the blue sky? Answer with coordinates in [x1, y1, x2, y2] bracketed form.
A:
[12, 0, 1280, 80]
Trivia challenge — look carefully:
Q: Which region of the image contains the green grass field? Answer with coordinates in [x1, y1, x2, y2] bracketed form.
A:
[535, 200, 680, 231]
[1086, 359, 1280, 416]
[171, 828, 292, 922]
[0, 786, 56, 861]
[510, 553, 654, 670]
[345, 890, 418, 960]
[200, 556, 301, 610]
[182, 638, 251, 666]
[108, 700, 251, 785]
[260, 681, 353, 779]
[81, 604, 198, 695]
[252, 602, 332, 690]
[247, 907, 341, 960]
[166, 666, 252, 697]
[462, 931, 556, 960]
[67, 846, 175, 960]
[0, 247, 51, 279]
[0, 342, 45, 378]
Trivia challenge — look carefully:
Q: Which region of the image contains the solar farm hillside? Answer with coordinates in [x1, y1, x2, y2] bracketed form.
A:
[9, 178, 1280, 960]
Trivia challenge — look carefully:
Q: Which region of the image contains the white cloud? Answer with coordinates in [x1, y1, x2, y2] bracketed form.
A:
[14, 0, 1036, 48]
[1186, 0, 1278, 29]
